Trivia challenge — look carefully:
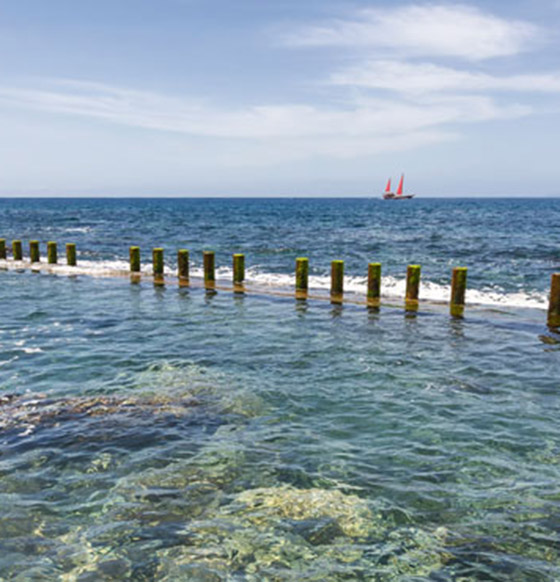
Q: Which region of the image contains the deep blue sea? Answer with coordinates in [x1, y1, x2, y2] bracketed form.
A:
[0, 197, 559, 581]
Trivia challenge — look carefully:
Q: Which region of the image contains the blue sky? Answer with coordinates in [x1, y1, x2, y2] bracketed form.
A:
[1, 0, 560, 196]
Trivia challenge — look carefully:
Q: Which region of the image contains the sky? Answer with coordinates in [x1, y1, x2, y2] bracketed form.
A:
[0, 0, 560, 197]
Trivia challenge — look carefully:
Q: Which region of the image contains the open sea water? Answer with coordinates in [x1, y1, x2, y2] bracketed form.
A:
[0, 197, 559, 581]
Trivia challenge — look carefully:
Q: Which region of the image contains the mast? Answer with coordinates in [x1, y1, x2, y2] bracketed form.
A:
[396, 174, 404, 196]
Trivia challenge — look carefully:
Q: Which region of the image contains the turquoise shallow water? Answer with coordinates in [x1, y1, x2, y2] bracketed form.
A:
[0, 198, 560, 580]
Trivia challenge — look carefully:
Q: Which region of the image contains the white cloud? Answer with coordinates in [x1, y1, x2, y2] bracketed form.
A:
[330, 60, 560, 94]
[0, 80, 528, 149]
[285, 4, 539, 60]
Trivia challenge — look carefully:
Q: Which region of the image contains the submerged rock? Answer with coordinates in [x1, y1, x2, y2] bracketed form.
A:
[0, 391, 200, 437]
[152, 486, 450, 580]
[227, 486, 374, 539]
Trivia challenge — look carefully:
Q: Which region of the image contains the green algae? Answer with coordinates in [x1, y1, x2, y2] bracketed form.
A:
[295, 257, 308, 296]
[129, 246, 141, 272]
[233, 253, 245, 286]
[330, 260, 344, 303]
[47, 241, 57, 264]
[66, 243, 77, 267]
[177, 249, 189, 282]
[203, 251, 215, 286]
[12, 239, 23, 261]
[367, 262, 381, 306]
[450, 267, 467, 318]
[30, 240, 40, 263]
[548, 273, 560, 328]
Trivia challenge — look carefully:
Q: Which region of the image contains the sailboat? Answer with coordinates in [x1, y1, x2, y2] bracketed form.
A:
[382, 178, 394, 199]
[382, 174, 415, 200]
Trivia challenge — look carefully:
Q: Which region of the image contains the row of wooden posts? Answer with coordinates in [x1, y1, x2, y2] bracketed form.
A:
[0, 239, 76, 266]
[2, 238, 560, 327]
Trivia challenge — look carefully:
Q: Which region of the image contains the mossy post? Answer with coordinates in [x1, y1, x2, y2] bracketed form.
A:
[233, 253, 245, 292]
[12, 240, 22, 261]
[47, 242, 57, 264]
[129, 246, 141, 273]
[367, 263, 381, 308]
[450, 267, 467, 318]
[178, 249, 189, 286]
[330, 260, 344, 304]
[295, 257, 309, 299]
[547, 273, 560, 328]
[66, 243, 76, 266]
[30, 240, 40, 263]
[203, 251, 215, 289]
[405, 264, 421, 311]
[153, 248, 164, 285]
[0, 239, 5, 260]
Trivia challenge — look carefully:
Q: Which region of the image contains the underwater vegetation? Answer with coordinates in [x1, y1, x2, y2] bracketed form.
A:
[0, 363, 462, 581]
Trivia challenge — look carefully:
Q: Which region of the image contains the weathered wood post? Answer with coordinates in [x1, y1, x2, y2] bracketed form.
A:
[295, 257, 309, 299]
[129, 246, 141, 283]
[129, 246, 141, 273]
[331, 260, 344, 304]
[450, 267, 467, 318]
[30, 240, 40, 263]
[367, 263, 381, 308]
[405, 265, 421, 311]
[47, 242, 57, 264]
[0, 239, 5, 260]
[233, 253, 245, 292]
[203, 251, 215, 289]
[547, 273, 560, 328]
[12, 240, 22, 261]
[178, 249, 189, 286]
[153, 248, 164, 285]
[66, 243, 76, 266]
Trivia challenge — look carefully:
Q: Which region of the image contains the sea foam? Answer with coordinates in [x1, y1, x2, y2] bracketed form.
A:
[0, 259, 548, 310]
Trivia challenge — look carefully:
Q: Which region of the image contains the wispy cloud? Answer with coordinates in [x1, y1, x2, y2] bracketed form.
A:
[284, 4, 540, 60]
[330, 60, 560, 94]
[0, 80, 528, 147]
[0, 4, 548, 167]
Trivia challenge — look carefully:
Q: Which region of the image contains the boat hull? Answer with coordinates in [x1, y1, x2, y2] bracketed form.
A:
[382, 193, 414, 200]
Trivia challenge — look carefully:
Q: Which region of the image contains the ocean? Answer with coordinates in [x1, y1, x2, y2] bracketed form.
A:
[0, 197, 559, 581]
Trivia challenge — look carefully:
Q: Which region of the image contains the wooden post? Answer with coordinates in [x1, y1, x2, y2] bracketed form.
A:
[548, 273, 560, 328]
[178, 249, 189, 285]
[295, 257, 308, 299]
[12, 240, 22, 261]
[47, 242, 57, 264]
[367, 263, 381, 308]
[0, 239, 5, 259]
[203, 251, 215, 289]
[66, 243, 76, 266]
[130, 246, 141, 273]
[30, 240, 40, 263]
[331, 260, 344, 304]
[405, 265, 421, 311]
[450, 267, 467, 318]
[153, 248, 164, 285]
[233, 253, 245, 291]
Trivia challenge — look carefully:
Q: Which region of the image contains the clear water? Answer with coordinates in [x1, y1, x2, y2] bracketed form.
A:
[0, 198, 559, 581]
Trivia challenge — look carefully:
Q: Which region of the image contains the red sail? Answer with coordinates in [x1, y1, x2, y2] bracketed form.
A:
[396, 174, 404, 195]
[385, 178, 392, 193]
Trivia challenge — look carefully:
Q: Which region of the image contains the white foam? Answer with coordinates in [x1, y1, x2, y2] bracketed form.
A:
[0, 259, 548, 310]
[64, 227, 92, 234]
[244, 269, 548, 310]
[22, 347, 43, 354]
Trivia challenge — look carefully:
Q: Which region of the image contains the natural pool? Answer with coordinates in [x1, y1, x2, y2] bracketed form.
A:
[1, 267, 559, 581]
